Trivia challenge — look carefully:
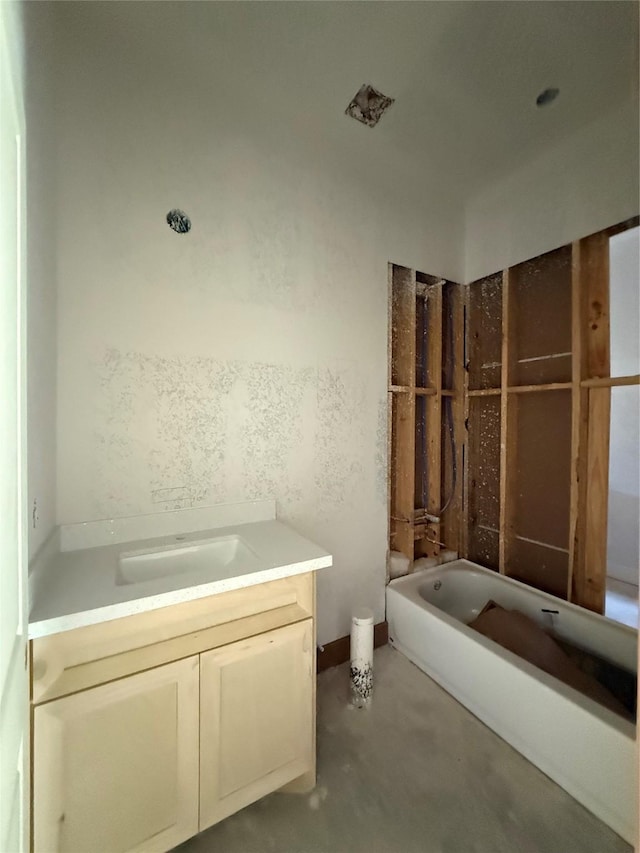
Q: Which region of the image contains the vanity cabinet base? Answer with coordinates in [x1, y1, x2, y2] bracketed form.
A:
[33, 657, 200, 853]
[199, 619, 314, 831]
[31, 574, 316, 852]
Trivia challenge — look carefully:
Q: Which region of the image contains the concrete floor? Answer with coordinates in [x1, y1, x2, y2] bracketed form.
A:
[177, 646, 631, 853]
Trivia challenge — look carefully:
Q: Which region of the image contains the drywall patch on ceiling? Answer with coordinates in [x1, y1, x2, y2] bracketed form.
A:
[345, 84, 394, 128]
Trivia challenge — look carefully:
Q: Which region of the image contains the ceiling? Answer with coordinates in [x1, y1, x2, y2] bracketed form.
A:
[53, 1, 639, 200]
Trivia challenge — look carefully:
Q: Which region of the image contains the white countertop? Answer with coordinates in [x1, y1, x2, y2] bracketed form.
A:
[29, 519, 332, 639]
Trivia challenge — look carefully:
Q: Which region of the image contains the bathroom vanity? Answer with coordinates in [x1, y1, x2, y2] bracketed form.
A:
[28, 504, 331, 852]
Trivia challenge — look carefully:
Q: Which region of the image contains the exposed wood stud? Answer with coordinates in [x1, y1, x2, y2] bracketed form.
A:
[389, 266, 465, 566]
[581, 388, 611, 613]
[389, 266, 417, 561]
[572, 233, 610, 612]
[584, 232, 611, 380]
[449, 285, 467, 555]
[568, 241, 583, 601]
[461, 285, 470, 559]
[387, 264, 394, 572]
[498, 270, 513, 575]
[423, 284, 443, 558]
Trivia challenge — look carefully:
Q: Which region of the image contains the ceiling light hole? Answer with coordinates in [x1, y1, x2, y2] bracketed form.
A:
[536, 87, 560, 107]
[345, 84, 394, 128]
[166, 209, 191, 234]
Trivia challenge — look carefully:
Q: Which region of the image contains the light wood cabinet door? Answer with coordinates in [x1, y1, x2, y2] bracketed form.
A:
[33, 656, 199, 853]
[199, 619, 314, 831]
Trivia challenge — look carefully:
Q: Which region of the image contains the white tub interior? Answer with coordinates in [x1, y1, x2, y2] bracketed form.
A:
[415, 561, 637, 674]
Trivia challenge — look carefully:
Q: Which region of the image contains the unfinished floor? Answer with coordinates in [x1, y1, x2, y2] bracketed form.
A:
[176, 645, 631, 853]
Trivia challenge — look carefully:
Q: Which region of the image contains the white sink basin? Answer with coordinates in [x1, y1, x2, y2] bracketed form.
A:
[117, 535, 259, 585]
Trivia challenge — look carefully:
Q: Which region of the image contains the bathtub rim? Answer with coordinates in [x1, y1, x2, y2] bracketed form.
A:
[389, 558, 638, 648]
[387, 560, 636, 737]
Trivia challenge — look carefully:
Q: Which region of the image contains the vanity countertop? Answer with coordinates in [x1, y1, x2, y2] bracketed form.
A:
[29, 519, 332, 639]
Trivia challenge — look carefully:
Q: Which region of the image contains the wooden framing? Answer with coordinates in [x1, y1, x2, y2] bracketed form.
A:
[467, 388, 501, 397]
[570, 231, 611, 611]
[388, 265, 464, 565]
[447, 285, 467, 555]
[581, 388, 612, 611]
[507, 382, 572, 394]
[567, 240, 587, 601]
[389, 266, 416, 559]
[423, 283, 443, 557]
[389, 218, 637, 605]
[582, 374, 639, 389]
[461, 221, 637, 611]
[498, 270, 512, 574]
[460, 286, 471, 559]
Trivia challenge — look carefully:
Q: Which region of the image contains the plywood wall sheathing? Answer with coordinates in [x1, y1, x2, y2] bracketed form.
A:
[462, 219, 636, 609]
[510, 246, 573, 387]
[510, 391, 572, 598]
[502, 250, 575, 596]
[467, 396, 501, 569]
[466, 275, 502, 569]
[467, 273, 502, 391]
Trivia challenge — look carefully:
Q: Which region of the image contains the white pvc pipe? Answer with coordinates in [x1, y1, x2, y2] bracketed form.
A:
[350, 607, 374, 708]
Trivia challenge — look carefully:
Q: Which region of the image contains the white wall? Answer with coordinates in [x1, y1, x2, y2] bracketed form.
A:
[24, 3, 57, 559]
[1, 4, 30, 850]
[464, 99, 639, 283]
[43, 3, 639, 641]
[607, 227, 639, 586]
[52, 6, 463, 645]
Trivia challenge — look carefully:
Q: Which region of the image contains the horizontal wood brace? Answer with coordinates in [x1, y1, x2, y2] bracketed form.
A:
[581, 374, 639, 389]
[389, 385, 437, 395]
[507, 382, 572, 394]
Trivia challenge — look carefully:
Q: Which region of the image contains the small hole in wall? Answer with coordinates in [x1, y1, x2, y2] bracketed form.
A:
[166, 209, 191, 234]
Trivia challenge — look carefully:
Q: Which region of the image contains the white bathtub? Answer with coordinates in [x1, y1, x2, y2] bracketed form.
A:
[386, 559, 637, 844]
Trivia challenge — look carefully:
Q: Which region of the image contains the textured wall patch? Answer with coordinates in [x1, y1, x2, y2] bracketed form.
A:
[314, 366, 366, 518]
[91, 350, 382, 527]
[375, 395, 388, 506]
